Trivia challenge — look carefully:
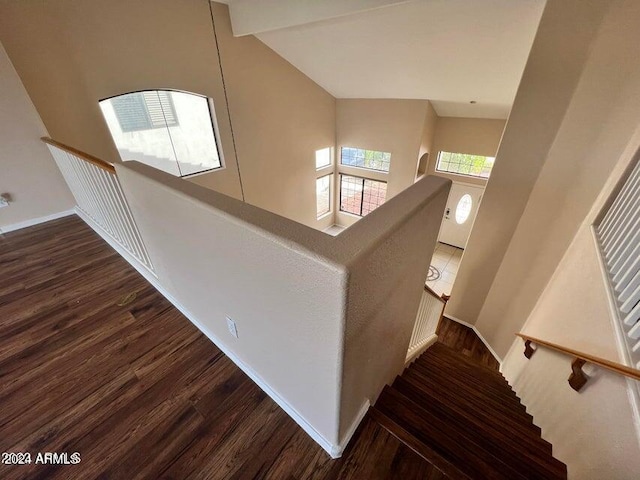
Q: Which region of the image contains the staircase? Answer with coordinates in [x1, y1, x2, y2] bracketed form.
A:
[370, 342, 567, 479]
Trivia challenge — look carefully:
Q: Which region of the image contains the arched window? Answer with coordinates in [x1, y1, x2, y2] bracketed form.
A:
[99, 90, 223, 177]
[455, 194, 473, 224]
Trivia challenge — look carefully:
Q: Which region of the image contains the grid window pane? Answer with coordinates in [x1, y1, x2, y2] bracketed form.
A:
[340, 175, 387, 216]
[316, 174, 331, 218]
[340, 175, 363, 215]
[362, 179, 387, 215]
[341, 147, 391, 172]
[436, 151, 495, 179]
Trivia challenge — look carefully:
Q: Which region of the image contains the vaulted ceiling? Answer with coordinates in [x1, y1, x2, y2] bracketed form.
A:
[219, 0, 546, 119]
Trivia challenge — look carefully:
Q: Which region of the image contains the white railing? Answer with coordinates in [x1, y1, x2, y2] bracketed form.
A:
[406, 286, 446, 363]
[596, 156, 640, 368]
[44, 138, 155, 275]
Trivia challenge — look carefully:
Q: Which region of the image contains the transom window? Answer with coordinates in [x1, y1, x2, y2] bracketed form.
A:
[341, 147, 391, 173]
[340, 174, 387, 216]
[100, 90, 223, 178]
[436, 151, 495, 179]
[316, 147, 332, 170]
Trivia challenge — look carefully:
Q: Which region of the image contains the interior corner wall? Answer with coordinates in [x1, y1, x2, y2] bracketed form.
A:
[473, 0, 640, 358]
[115, 161, 346, 451]
[212, 2, 337, 230]
[417, 101, 438, 176]
[428, 117, 506, 187]
[0, 41, 74, 231]
[337, 175, 450, 442]
[335, 99, 430, 226]
[500, 121, 640, 476]
[445, 0, 611, 331]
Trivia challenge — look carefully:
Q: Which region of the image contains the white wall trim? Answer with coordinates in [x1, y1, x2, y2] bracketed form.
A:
[0, 208, 75, 234]
[334, 399, 370, 458]
[445, 315, 503, 365]
[76, 208, 346, 458]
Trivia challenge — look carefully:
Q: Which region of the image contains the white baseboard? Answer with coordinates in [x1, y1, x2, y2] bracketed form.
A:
[445, 314, 503, 365]
[77, 209, 346, 458]
[334, 399, 370, 458]
[0, 209, 75, 234]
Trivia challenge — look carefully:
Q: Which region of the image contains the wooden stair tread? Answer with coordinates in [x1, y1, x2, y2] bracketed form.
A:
[411, 355, 524, 404]
[421, 343, 512, 384]
[396, 372, 546, 443]
[370, 341, 567, 479]
[376, 388, 533, 480]
[393, 376, 555, 459]
[427, 342, 506, 377]
[404, 366, 535, 426]
[376, 387, 565, 479]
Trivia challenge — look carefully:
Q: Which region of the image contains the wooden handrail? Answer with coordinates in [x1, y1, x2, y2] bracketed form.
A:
[516, 333, 640, 390]
[424, 284, 448, 303]
[42, 137, 115, 174]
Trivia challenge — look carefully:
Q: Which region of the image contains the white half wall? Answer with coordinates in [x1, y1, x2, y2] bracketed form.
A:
[116, 160, 450, 456]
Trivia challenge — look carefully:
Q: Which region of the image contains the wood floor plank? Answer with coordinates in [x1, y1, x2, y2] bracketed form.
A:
[4, 214, 544, 480]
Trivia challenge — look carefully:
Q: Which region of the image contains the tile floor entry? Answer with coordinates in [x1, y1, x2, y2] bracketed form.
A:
[427, 242, 463, 296]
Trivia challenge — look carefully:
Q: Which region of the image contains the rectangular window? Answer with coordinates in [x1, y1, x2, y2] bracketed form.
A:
[340, 174, 387, 216]
[436, 151, 495, 178]
[341, 147, 391, 173]
[316, 174, 332, 218]
[315, 147, 332, 170]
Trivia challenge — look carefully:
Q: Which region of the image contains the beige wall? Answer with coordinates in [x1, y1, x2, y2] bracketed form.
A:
[472, 0, 640, 358]
[446, 0, 611, 333]
[116, 160, 346, 451]
[0, 1, 337, 230]
[0, 0, 244, 200]
[0, 41, 74, 232]
[212, 3, 336, 229]
[116, 159, 449, 455]
[335, 99, 432, 226]
[467, 2, 640, 471]
[338, 174, 449, 440]
[501, 121, 640, 475]
[428, 117, 506, 187]
[416, 102, 438, 178]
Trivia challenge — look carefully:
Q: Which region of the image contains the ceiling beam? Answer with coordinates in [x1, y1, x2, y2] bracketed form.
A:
[220, 0, 412, 37]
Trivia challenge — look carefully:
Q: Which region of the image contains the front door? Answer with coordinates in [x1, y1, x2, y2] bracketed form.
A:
[438, 182, 484, 249]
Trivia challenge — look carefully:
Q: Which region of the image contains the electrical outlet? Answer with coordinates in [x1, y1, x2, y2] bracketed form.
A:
[226, 316, 238, 338]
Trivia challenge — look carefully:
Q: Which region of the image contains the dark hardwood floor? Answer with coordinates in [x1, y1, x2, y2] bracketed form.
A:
[436, 316, 500, 370]
[0, 215, 444, 480]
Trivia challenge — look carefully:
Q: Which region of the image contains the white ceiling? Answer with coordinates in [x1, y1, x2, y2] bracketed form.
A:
[225, 0, 546, 119]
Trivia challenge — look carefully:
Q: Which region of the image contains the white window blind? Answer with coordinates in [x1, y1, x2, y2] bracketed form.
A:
[596, 157, 640, 367]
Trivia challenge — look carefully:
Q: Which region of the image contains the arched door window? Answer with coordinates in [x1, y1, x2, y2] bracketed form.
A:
[99, 90, 223, 177]
[455, 194, 473, 224]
